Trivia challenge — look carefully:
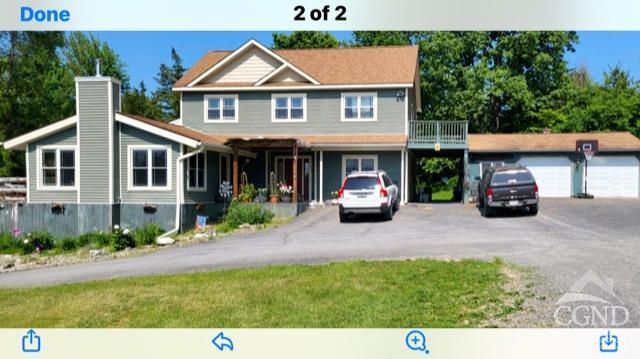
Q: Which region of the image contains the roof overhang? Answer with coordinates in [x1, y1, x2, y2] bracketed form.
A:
[173, 83, 414, 92]
[186, 39, 320, 88]
[3, 116, 77, 150]
[115, 113, 201, 148]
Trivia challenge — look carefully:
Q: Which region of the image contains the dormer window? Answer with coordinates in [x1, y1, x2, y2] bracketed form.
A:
[271, 94, 306, 122]
[204, 95, 238, 123]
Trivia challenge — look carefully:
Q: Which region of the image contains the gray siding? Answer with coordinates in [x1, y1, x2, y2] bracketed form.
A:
[119, 124, 180, 203]
[78, 80, 111, 203]
[112, 82, 121, 112]
[182, 90, 406, 135]
[183, 149, 219, 203]
[321, 151, 402, 201]
[27, 126, 78, 203]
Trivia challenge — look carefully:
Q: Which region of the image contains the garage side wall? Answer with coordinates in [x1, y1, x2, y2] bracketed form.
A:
[321, 151, 402, 201]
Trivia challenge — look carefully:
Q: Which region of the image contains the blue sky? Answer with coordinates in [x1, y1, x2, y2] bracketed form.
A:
[91, 31, 640, 91]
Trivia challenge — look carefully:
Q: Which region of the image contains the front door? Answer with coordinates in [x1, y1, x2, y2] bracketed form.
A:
[276, 156, 312, 201]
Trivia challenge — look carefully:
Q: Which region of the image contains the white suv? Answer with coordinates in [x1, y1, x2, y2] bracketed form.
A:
[337, 170, 400, 222]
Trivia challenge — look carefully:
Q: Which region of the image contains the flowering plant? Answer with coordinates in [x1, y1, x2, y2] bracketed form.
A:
[278, 183, 293, 196]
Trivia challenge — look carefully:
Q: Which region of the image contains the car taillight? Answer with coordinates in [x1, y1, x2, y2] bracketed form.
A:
[337, 178, 348, 198]
[377, 176, 388, 198]
[486, 187, 494, 199]
[534, 183, 539, 195]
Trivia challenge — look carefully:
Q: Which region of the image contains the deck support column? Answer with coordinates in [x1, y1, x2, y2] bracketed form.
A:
[463, 149, 469, 203]
[232, 147, 239, 199]
[319, 150, 324, 203]
[292, 142, 298, 203]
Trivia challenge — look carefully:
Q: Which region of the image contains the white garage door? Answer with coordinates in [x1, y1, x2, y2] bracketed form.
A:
[587, 156, 639, 198]
[518, 157, 572, 197]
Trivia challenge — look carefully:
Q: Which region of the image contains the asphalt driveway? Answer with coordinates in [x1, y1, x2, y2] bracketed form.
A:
[1, 198, 639, 324]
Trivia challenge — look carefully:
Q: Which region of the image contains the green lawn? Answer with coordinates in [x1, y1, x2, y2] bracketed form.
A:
[431, 188, 454, 201]
[0, 259, 521, 328]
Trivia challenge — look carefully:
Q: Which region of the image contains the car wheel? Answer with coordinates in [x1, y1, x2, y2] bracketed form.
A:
[482, 202, 493, 217]
[393, 199, 400, 212]
[384, 206, 394, 221]
[339, 212, 348, 222]
[529, 204, 538, 216]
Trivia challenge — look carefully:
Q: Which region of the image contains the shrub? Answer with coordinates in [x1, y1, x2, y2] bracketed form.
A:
[238, 183, 258, 203]
[20, 231, 55, 254]
[111, 226, 135, 251]
[58, 237, 80, 252]
[133, 223, 164, 246]
[223, 203, 274, 229]
[0, 232, 19, 254]
[77, 231, 112, 248]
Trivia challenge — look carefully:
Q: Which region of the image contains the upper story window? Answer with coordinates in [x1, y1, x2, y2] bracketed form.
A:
[272, 94, 306, 122]
[204, 94, 238, 123]
[38, 146, 76, 190]
[129, 146, 171, 191]
[341, 93, 377, 122]
[187, 152, 206, 191]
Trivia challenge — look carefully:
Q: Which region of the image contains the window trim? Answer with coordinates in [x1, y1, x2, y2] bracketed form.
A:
[127, 145, 172, 192]
[271, 93, 307, 123]
[36, 145, 78, 191]
[341, 154, 379, 179]
[187, 151, 207, 192]
[340, 92, 378, 122]
[203, 94, 239, 123]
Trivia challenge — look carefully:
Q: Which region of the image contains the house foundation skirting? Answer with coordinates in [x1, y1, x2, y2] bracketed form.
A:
[0, 201, 309, 238]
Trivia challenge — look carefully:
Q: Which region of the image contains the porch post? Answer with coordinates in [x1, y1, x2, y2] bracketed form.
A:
[319, 150, 324, 203]
[401, 149, 405, 204]
[292, 141, 298, 203]
[463, 149, 469, 203]
[232, 147, 239, 198]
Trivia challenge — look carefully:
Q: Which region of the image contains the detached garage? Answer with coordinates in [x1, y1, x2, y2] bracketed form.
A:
[467, 132, 640, 199]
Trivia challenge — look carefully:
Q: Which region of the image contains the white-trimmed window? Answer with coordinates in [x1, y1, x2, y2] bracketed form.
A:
[341, 155, 378, 179]
[129, 146, 171, 191]
[187, 152, 206, 191]
[204, 94, 238, 122]
[341, 93, 377, 122]
[271, 94, 306, 122]
[38, 146, 77, 190]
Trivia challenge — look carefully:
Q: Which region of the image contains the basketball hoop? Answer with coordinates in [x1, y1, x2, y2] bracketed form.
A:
[583, 149, 595, 161]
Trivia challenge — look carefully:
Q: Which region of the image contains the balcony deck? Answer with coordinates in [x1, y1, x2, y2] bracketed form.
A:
[408, 120, 468, 150]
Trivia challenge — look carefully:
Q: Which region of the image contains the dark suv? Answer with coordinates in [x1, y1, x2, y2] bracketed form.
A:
[477, 165, 539, 217]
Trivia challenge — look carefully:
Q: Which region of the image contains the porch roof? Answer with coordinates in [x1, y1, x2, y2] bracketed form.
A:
[225, 134, 408, 149]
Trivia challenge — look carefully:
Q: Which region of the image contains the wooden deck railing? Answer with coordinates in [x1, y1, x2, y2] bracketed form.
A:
[409, 121, 468, 145]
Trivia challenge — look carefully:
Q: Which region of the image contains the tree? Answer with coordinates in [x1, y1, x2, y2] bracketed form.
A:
[152, 48, 185, 121]
[122, 81, 163, 120]
[0, 31, 73, 175]
[272, 31, 340, 49]
[63, 32, 130, 91]
[351, 31, 579, 134]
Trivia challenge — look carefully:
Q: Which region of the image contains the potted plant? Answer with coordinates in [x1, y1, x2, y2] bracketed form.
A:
[254, 188, 268, 203]
[268, 172, 280, 203]
[238, 183, 258, 203]
[279, 183, 293, 203]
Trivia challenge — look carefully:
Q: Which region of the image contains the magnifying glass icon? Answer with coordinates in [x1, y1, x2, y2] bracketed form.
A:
[405, 329, 430, 354]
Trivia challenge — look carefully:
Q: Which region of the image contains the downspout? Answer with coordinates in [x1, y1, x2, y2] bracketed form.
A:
[157, 144, 204, 242]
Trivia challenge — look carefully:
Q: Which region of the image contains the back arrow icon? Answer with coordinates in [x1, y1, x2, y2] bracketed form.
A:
[212, 332, 234, 351]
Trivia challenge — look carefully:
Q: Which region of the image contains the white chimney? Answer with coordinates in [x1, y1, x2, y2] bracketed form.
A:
[95, 58, 102, 77]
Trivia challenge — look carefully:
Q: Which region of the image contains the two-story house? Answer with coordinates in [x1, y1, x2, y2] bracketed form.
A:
[2, 39, 421, 237]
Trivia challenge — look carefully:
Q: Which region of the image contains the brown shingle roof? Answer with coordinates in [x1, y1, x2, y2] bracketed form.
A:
[119, 113, 227, 146]
[174, 45, 419, 88]
[469, 132, 640, 152]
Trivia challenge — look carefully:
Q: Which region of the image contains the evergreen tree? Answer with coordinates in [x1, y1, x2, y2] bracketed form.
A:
[152, 48, 185, 121]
